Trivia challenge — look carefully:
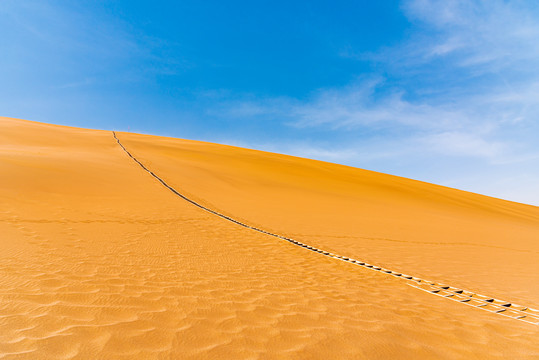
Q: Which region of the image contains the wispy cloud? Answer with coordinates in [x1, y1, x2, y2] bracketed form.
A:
[209, 78, 538, 162]
[402, 0, 539, 69]
[0, 0, 187, 88]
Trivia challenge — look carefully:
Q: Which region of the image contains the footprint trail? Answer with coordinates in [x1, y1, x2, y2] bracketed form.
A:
[113, 131, 539, 326]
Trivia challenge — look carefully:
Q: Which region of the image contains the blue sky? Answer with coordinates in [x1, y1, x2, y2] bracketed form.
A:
[1, 0, 538, 205]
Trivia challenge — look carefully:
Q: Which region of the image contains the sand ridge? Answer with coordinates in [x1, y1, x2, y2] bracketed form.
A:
[113, 131, 539, 326]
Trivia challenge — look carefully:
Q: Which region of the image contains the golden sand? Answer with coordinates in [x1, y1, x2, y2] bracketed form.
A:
[1, 117, 538, 359]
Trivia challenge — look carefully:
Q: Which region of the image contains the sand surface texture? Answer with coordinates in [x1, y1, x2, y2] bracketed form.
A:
[1, 117, 538, 359]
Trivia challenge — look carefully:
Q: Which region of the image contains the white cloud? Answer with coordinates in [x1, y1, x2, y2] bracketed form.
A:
[211, 77, 537, 163]
[289, 81, 459, 130]
[402, 0, 539, 70]
[420, 131, 505, 159]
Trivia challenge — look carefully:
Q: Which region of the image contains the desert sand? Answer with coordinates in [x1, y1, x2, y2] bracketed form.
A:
[1, 116, 538, 359]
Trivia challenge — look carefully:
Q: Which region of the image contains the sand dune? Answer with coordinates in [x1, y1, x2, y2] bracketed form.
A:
[118, 130, 539, 306]
[1, 117, 538, 359]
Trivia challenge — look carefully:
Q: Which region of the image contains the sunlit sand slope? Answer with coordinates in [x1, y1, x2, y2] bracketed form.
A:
[1, 117, 538, 359]
[119, 131, 539, 306]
